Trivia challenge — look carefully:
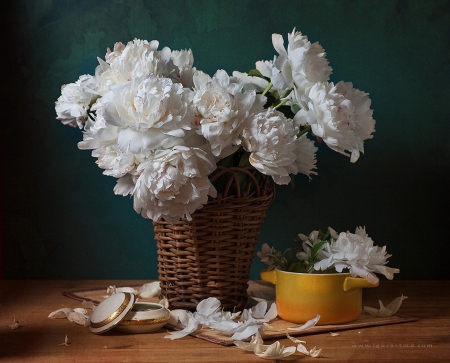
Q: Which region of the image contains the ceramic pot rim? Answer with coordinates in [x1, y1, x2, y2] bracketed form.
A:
[273, 268, 352, 277]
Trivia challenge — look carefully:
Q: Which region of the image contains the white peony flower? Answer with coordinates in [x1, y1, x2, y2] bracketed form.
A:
[78, 92, 119, 151]
[240, 109, 316, 184]
[106, 39, 176, 82]
[191, 70, 264, 158]
[294, 81, 375, 162]
[271, 28, 332, 96]
[102, 74, 193, 154]
[170, 49, 196, 88]
[133, 145, 217, 223]
[314, 226, 399, 284]
[55, 74, 99, 128]
[292, 134, 318, 180]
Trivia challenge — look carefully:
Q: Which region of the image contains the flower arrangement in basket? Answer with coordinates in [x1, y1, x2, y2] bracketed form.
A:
[55, 28, 376, 309]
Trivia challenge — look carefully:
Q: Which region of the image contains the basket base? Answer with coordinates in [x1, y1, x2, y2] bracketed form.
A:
[153, 166, 275, 311]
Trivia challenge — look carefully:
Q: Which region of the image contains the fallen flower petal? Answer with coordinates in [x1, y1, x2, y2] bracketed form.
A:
[168, 309, 193, 327]
[234, 331, 266, 351]
[263, 302, 278, 321]
[164, 317, 199, 340]
[115, 287, 138, 294]
[231, 324, 261, 341]
[106, 285, 117, 295]
[48, 308, 74, 319]
[67, 311, 90, 326]
[363, 295, 408, 317]
[48, 307, 90, 326]
[82, 300, 96, 310]
[196, 297, 221, 317]
[73, 308, 88, 315]
[58, 334, 70, 347]
[255, 341, 296, 359]
[250, 301, 268, 319]
[9, 317, 20, 330]
[296, 342, 310, 355]
[106, 285, 137, 295]
[286, 334, 306, 345]
[263, 322, 285, 332]
[159, 298, 169, 309]
[287, 333, 308, 355]
[309, 347, 323, 357]
[385, 294, 408, 314]
[287, 334, 323, 357]
[287, 314, 320, 331]
[138, 281, 161, 298]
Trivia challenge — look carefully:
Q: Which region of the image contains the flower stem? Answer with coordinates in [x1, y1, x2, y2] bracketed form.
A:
[273, 99, 289, 110]
[262, 82, 273, 96]
[297, 125, 311, 138]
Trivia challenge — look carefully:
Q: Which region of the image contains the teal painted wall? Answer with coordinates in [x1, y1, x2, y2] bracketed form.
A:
[2, 0, 449, 280]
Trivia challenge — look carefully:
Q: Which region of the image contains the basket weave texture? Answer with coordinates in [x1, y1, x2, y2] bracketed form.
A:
[153, 166, 275, 311]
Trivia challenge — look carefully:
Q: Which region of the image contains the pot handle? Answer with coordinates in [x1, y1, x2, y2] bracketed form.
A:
[343, 277, 379, 292]
[260, 269, 277, 285]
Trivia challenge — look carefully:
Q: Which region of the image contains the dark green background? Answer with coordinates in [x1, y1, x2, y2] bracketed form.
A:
[2, 0, 449, 281]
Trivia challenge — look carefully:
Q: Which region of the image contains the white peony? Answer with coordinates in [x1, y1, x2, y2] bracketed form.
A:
[170, 49, 196, 88]
[294, 81, 375, 163]
[133, 145, 217, 224]
[55, 74, 98, 128]
[78, 92, 119, 150]
[240, 109, 316, 184]
[191, 70, 265, 158]
[106, 39, 175, 82]
[314, 227, 399, 284]
[102, 74, 193, 154]
[271, 28, 332, 96]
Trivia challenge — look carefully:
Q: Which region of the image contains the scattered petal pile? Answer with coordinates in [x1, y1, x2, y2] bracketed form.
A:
[165, 297, 277, 341]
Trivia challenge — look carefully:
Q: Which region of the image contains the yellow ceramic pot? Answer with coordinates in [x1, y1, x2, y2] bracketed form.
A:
[261, 269, 379, 324]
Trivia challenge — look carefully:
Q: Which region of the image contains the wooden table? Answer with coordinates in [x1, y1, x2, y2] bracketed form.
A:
[0, 280, 449, 362]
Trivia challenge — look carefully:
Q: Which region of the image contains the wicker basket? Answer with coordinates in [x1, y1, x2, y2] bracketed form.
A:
[153, 166, 275, 311]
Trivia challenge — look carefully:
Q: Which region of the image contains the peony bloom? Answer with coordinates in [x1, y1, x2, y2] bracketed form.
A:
[314, 226, 399, 284]
[93, 39, 196, 95]
[240, 109, 317, 184]
[102, 74, 193, 154]
[170, 49, 196, 88]
[105, 39, 176, 82]
[270, 28, 332, 96]
[191, 70, 264, 158]
[132, 145, 217, 223]
[55, 74, 98, 128]
[294, 81, 375, 163]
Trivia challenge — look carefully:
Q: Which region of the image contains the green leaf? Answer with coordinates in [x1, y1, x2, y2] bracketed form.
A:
[292, 103, 301, 114]
[248, 69, 265, 78]
[238, 151, 251, 168]
[310, 241, 328, 259]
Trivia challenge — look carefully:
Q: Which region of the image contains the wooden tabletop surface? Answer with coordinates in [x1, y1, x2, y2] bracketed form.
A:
[0, 279, 449, 362]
